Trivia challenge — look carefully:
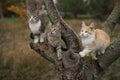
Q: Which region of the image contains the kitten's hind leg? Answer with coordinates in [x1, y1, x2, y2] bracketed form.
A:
[57, 49, 62, 60]
[100, 47, 106, 54]
[79, 48, 92, 57]
[56, 46, 63, 60]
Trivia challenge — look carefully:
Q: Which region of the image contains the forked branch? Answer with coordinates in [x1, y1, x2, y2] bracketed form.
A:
[26, 0, 120, 80]
[26, 0, 56, 64]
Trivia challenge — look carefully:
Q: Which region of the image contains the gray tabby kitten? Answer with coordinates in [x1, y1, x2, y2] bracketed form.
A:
[47, 22, 62, 60]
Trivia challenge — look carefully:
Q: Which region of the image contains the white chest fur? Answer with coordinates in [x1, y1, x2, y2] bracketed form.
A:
[81, 34, 95, 48]
[28, 20, 41, 34]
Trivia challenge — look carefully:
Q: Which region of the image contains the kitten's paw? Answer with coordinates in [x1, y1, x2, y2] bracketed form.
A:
[57, 50, 63, 60]
[57, 52, 62, 60]
[40, 38, 44, 43]
[98, 50, 105, 55]
[34, 39, 39, 43]
[79, 52, 86, 57]
[98, 52, 101, 55]
[91, 53, 97, 60]
[101, 50, 105, 54]
[92, 56, 98, 60]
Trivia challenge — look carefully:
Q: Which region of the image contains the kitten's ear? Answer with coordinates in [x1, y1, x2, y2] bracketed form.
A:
[89, 22, 95, 30]
[82, 21, 86, 27]
[48, 21, 52, 27]
[56, 21, 60, 26]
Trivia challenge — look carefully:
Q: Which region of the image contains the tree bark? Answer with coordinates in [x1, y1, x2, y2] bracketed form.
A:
[98, 39, 120, 70]
[26, 0, 120, 80]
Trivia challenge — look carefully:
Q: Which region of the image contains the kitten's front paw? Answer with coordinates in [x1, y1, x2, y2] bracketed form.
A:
[79, 52, 86, 57]
[40, 38, 44, 43]
[92, 56, 98, 60]
[101, 50, 105, 54]
[57, 53, 62, 60]
[91, 53, 98, 60]
[98, 52, 101, 55]
[34, 39, 39, 43]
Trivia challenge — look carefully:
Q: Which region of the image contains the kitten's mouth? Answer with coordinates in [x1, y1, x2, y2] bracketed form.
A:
[80, 34, 84, 37]
[80, 34, 88, 38]
[81, 34, 84, 36]
[51, 32, 54, 34]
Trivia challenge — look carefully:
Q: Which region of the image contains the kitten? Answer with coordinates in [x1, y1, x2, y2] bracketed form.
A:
[28, 15, 45, 43]
[47, 22, 62, 60]
[79, 21, 110, 60]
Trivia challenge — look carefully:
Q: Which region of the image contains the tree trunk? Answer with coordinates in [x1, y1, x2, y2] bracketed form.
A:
[26, 0, 120, 80]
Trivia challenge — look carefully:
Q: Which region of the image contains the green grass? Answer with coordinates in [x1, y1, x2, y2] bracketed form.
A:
[0, 17, 25, 25]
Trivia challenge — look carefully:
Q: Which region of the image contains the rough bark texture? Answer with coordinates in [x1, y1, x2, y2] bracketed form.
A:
[98, 39, 120, 70]
[26, 0, 120, 80]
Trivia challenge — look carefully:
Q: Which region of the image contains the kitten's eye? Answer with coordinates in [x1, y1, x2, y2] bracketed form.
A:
[85, 31, 87, 33]
[81, 30, 83, 32]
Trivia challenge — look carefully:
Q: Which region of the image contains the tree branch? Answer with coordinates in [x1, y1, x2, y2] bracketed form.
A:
[97, 0, 120, 71]
[102, 0, 120, 35]
[26, 0, 56, 64]
[26, 0, 120, 80]
[30, 42, 56, 64]
[98, 39, 120, 70]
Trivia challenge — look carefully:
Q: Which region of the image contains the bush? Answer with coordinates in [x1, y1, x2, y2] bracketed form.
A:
[89, 0, 112, 20]
[57, 0, 88, 15]
[57, 0, 113, 19]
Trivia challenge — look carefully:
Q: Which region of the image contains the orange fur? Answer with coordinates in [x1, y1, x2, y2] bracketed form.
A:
[79, 22, 110, 60]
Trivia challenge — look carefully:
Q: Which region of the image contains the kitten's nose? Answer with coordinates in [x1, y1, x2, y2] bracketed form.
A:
[80, 33, 84, 36]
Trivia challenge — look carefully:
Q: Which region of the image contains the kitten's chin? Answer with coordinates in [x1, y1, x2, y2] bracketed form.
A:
[80, 34, 88, 38]
[80, 35, 88, 38]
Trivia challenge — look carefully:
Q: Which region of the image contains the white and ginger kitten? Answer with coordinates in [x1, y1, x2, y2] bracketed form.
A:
[79, 21, 110, 60]
[28, 16, 45, 43]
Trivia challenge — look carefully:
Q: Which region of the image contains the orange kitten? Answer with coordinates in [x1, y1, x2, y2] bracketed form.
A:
[79, 21, 110, 60]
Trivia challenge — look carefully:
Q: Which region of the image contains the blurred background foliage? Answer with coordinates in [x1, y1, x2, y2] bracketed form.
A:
[0, 0, 114, 20]
[57, 0, 113, 20]
[0, 0, 120, 80]
[0, 0, 26, 19]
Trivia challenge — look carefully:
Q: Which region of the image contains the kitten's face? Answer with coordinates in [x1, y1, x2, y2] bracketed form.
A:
[29, 15, 40, 23]
[80, 22, 95, 38]
[49, 26, 59, 35]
